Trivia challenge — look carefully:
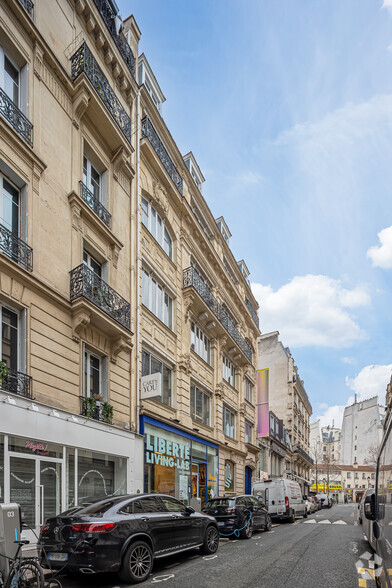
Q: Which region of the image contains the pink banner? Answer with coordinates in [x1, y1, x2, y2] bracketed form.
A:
[257, 368, 269, 437]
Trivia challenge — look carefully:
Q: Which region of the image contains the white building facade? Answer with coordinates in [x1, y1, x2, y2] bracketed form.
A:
[340, 396, 385, 465]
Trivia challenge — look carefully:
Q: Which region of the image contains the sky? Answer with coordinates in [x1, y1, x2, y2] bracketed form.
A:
[118, 0, 392, 428]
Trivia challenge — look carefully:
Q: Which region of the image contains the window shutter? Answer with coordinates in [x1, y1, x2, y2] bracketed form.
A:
[20, 63, 29, 116]
[20, 185, 28, 242]
[101, 355, 108, 401]
[18, 308, 27, 373]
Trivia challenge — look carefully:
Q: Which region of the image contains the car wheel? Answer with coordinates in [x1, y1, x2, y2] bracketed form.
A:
[264, 515, 272, 532]
[118, 540, 153, 584]
[289, 509, 296, 523]
[359, 517, 362, 525]
[240, 518, 253, 539]
[303, 508, 308, 519]
[201, 525, 219, 554]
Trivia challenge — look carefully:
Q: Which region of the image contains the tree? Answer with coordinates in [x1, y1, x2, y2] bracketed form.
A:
[364, 443, 379, 468]
[310, 441, 324, 492]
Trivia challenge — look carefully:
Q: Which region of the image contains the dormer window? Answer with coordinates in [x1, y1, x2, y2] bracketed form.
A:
[138, 54, 165, 113]
[215, 216, 231, 244]
[183, 152, 205, 193]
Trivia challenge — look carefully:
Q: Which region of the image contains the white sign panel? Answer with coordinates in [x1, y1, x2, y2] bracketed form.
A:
[141, 373, 161, 400]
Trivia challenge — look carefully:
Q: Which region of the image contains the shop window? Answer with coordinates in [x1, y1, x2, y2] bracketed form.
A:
[142, 349, 172, 406]
[83, 347, 108, 400]
[223, 406, 236, 439]
[224, 460, 234, 492]
[222, 356, 236, 388]
[77, 449, 127, 502]
[244, 378, 254, 403]
[141, 197, 173, 259]
[0, 435, 3, 503]
[245, 421, 253, 444]
[190, 384, 210, 425]
[190, 322, 210, 364]
[142, 267, 173, 329]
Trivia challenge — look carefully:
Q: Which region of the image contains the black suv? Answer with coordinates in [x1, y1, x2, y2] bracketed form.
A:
[202, 495, 271, 539]
[39, 494, 219, 584]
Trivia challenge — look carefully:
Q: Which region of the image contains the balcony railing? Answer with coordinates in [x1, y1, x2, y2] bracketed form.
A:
[71, 43, 132, 146]
[79, 181, 111, 228]
[183, 266, 252, 362]
[0, 224, 33, 272]
[1, 369, 33, 399]
[19, 0, 34, 15]
[70, 264, 130, 330]
[141, 116, 183, 196]
[80, 396, 113, 423]
[92, 0, 136, 80]
[245, 298, 259, 328]
[294, 446, 314, 465]
[0, 87, 33, 147]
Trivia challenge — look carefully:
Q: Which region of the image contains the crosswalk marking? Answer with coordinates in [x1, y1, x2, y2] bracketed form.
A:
[318, 520, 331, 524]
[332, 520, 347, 525]
[303, 520, 317, 524]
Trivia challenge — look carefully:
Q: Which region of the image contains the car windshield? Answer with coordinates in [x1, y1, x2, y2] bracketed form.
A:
[206, 498, 235, 508]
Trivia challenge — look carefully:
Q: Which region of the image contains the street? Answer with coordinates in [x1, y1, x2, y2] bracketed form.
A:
[56, 504, 376, 588]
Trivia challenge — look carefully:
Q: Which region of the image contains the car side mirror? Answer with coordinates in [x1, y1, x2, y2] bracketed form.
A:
[184, 505, 195, 516]
[364, 494, 377, 521]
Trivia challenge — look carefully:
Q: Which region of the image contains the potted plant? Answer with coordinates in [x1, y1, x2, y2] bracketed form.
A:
[92, 392, 103, 402]
[82, 396, 97, 419]
[0, 361, 8, 387]
[102, 401, 113, 424]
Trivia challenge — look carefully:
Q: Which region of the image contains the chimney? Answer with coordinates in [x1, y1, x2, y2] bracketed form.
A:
[354, 393, 357, 404]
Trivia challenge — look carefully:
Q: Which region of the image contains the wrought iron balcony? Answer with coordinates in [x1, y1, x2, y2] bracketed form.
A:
[79, 181, 111, 228]
[92, 0, 136, 79]
[71, 43, 132, 146]
[294, 445, 314, 465]
[141, 116, 183, 196]
[0, 87, 33, 147]
[183, 266, 252, 362]
[19, 0, 34, 15]
[245, 298, 259, 328]
[0, 224, 33, 272]
[1, 369, 33, 399]
[70, 263, 130, 330]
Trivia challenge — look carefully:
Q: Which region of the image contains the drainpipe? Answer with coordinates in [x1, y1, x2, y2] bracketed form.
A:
[135, 89, 141, 433]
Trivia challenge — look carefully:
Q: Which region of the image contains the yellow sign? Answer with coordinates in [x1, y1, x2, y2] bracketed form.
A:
[310, 484, 342, 492]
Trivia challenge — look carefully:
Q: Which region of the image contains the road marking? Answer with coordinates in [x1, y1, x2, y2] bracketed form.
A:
[318, 520, 331, 524]
[151, 574, 175, 583]
[203, 555, 217, 561]
[303, 520, 317, 524]
[332, 520, 347, 525]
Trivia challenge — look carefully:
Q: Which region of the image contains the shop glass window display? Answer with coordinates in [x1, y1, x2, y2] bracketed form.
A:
[0, 435, 3, 503]
[77, 450, 127, 502]
[207, 446, 218, 500]
[66, 448, 75, 509]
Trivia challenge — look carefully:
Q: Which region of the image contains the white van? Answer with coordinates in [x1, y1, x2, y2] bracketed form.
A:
[253, 478, 307, 522]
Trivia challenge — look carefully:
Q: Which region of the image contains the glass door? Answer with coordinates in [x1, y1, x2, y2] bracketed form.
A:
[40, 460, 62, 526]
[191, 462, 207, 507]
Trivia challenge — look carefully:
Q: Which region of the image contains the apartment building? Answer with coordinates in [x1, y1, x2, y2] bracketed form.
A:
[310, 420, 341, 464]
[138, 58, 260, 504]
[258, 332, 313, 492]
[0, 0, 261, 531]
[340, 396, 384, 465]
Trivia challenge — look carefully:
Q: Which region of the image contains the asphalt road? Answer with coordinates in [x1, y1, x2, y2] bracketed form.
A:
[55, 504, 377, 588]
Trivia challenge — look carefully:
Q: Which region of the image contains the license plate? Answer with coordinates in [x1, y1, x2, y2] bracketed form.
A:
[48, 553, 68, 562]
[217, 522, 224, 527]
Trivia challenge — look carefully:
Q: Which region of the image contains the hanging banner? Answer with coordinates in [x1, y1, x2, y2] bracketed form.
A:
[257, 368, 269, 437]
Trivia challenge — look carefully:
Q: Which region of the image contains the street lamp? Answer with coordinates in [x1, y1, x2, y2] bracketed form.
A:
[367, 476, 370, 488]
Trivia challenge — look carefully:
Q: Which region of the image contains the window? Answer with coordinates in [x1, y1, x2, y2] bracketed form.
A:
[223, 406, 236, 439]
[354, 472, 359, 479]
[190, 322, 210, 364]
[83, 156, 101, 202]
[244, 378, 254, 403]
[160, 496, 185, 513]
[347, 484, 351, 489]
[362, 473, 366, 480]
[347, 472, 351, 479]
[142, 268, 173, 329]
[2, 53, 19, 106]
[371, 473, 375, 479]
[138, 496, 166, 513]
[245, 421, 253, 444]
[83, 249, 102, 278]
[142, 349, 172, 406]
[190, 384, 210, 425]
[1, 304, 23, 374]
[83, 348, 107, 400]
[1, 176, 21, 246]
[222, 356, 236, 388]
[141, 197, 173, 259]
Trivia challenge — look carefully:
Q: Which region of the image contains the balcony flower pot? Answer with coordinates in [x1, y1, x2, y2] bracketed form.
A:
[82, 396, 97, 419]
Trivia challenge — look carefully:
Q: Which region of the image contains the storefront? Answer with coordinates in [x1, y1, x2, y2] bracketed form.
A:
[140, 416, 219, 507]
[0, 391, 143, 542]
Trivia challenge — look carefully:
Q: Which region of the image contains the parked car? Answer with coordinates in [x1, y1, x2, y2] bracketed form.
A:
[358, 488, 376, 550]
[303, 495, 316, 514]
[252, 478, 307, 522]
[202, 495, 271, 539]
[315, 493, 332, 508]
[39, 494, 219, 584]
[308, 496, 318, 512]
[312, 496, 322, 511]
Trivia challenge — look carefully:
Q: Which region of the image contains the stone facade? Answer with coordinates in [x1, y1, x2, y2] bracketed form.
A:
[0, 0, 261, 528]
[257, 331, 313, 492]
[340, 396, 385, 466]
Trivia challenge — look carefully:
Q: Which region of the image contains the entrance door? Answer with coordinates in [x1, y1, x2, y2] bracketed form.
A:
[9, 455, 62, 541]
[192, 462, 206, 507]
[245, 466, 252, 495]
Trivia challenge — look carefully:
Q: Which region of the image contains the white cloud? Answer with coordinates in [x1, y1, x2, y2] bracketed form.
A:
[315, 404, 346, 429]
[251, 274, 370, 348]
[345, 363, 392, 404]
[341, 356, 356, 365]
[367, 225, 392, 268]
[382, 0, 392, 14]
